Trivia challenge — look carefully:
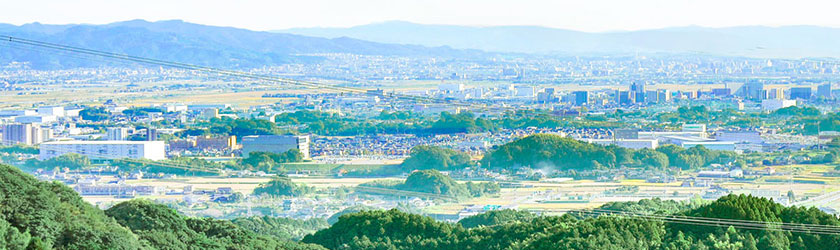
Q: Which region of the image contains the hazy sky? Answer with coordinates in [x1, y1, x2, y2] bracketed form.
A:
[3, 0, 840, 32]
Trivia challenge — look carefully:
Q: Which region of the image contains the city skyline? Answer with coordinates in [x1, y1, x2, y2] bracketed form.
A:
[3, 0, 840, 32]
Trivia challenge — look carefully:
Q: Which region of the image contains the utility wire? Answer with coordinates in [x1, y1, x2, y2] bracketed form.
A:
[0, 35, 484, 109]
[540, 208, 840, 236]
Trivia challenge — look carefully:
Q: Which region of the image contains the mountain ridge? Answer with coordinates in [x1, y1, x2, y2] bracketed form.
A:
[278, 20, 840, 58]
[0, 20, 486, 69]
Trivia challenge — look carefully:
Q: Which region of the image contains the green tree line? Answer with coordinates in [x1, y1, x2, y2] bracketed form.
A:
[303, 194, 840, 249]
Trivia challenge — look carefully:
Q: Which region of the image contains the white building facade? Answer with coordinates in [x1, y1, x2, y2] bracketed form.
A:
[39, 141, 166, 160]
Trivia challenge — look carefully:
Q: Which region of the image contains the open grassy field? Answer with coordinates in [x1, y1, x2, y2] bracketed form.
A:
[0, 79, 769, 109]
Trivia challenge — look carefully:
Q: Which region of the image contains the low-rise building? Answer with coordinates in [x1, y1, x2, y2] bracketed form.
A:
[583, 139, 659, 149]
[761, 99, 797, 111]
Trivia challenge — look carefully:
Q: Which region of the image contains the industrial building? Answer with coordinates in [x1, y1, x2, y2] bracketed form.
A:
[584, 139, 659, 149]
[241, 135, 310, 159]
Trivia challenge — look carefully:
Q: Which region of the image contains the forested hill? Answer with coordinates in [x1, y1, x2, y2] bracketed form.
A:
[2, 161, 840, 249]
[0, 163, 141, 249]
[0, 163, 323, 249]
[281, 21, 840, 58]
[480, 133, 736, 171]
[304, 195, 840, 249]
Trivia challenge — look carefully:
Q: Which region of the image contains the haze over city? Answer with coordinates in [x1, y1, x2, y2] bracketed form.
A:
[4, 0, 840, 31]
[2, 1, 840, 250]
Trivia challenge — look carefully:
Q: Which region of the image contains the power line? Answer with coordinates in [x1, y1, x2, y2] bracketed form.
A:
[1, 137, 221, 174]
[0, 35, 485, 109]
[580, 210, 840, 236]
[590, 208, 840, 235]
[536, 208, 840, 236]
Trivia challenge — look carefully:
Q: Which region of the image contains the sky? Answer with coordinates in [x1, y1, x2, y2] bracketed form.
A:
[3, 0, 840, 32]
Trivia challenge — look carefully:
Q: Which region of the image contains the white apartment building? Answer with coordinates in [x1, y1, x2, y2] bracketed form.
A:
[39, 141, 166, 160]
[2, 124, 52, 145]
[106, 127, 130, 141]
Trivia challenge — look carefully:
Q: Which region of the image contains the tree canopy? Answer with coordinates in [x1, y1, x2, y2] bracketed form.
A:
[241, 149, 304, 172]
[303, 194, 840, 250]
[231, 216, 329, 241]
[253, 176, 314, 197]
[480, 134, 619, 171]
[79, 106, 110, 122]
[359, 169, 500, 200]
[401, 145, 471, 171]
[106, 199, 323, 249]
[0, 163, 142, 249]
[481, 134, 735, 172]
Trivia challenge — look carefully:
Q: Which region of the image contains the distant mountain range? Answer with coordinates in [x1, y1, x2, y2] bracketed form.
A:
[279, 21, 840, 58]
[0, 20, 483, 69]
[3, 19, 840, 70]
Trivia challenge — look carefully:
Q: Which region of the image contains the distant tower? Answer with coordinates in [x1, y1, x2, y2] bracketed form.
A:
[818, 83, 833, 99]
[573, 91, 589, 106]
[743, 80, 766, 101]
[630, 82, 646, 103]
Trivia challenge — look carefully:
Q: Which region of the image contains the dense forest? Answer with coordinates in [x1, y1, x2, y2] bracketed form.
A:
[480, 134, 737, 171]
[79, 105, 840, 138]
[253, 176, 315, 197]
[359, 169, 500, 200]
[3, 161, 840, 249]
[304, 194, 840, 249]
[272, 110, 620, 136]
[399, 134, 736, 175]
[401, 145, 472, 171]
[0, 163, 141, 249]
[18, 148, 304, 176]
[231, 216, 329, 241]
[0, 163, 323, 249]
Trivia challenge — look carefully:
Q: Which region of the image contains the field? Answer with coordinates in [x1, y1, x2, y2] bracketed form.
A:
[63, 160, 840, 217]
[4, 79, 812, 109]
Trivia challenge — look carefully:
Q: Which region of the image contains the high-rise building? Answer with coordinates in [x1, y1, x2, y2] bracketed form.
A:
[2, 124, 51, 145]
[789, 87, 812, 100]
[630, 82, 646, 103]
[712, 88, 731, 97]
[106, 127, 129, 141]
[241, 135, 310, 159]
[537, 90, 557, 103]
[742, 81, 765, 101]
[766, 88, 783, 100]
[818, 83, 832, 99]
[657, 89, 671, 103]
[147, 128, 158, 141]
[573, 91, 589, 106]
[202, 108, 220, 119]
[616, 90, 633, 105]
[645, 90, 659, 103]
[4, 124, 33, 145]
